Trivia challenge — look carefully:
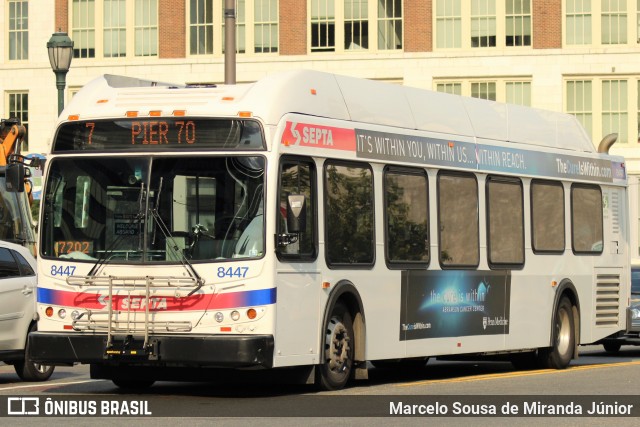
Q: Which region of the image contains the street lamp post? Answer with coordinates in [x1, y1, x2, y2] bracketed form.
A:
[47, 32, 74, 116]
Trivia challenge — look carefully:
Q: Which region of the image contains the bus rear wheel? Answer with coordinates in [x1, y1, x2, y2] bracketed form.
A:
[316, 302, 354, 391]
[538, 296, 575, 369]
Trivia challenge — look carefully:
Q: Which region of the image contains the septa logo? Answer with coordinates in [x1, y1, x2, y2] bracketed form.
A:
[282, 122, 355, 151]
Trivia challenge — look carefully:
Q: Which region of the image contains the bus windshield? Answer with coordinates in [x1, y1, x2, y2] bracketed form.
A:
[41, 155, 265, 263]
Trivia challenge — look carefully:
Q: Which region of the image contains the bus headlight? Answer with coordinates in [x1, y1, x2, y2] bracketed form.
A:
[230, 310, 240, 321]
[631, 308, 640, 320]
[214, 312, 224, 323]
[58, 309, 67, 319]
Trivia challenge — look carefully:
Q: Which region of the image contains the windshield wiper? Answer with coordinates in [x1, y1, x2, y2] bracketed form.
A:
[87, 182, 146, 277]
[149, 178, 204, 296]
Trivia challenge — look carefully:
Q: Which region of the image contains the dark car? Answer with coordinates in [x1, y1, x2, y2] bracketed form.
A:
[0, 240, 54, 380]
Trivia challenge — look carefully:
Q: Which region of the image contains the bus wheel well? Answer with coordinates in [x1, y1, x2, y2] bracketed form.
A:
[556, 282, 581, 359]
[322, 282, 367, 381]
[536, 283, 580, 369]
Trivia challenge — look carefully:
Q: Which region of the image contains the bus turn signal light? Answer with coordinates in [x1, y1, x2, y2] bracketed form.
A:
[247, 308, 257, 319]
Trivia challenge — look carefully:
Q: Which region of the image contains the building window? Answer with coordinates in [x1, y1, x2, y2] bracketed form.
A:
[505, 0, 531, 46]
[506, 81, 531, 106]
[311, 0, 335, 52]
[566, 80, 593, 137]
[564, 0, 637, 47]
[435, 1, 531, 49]
[70, 0, 158, 59]
[134, 0, 158, 56]
[637, 0, 640, 43]
[7, 92, 29, 151]
[345, 0, 368, 49]
[566, 0, 592, 45]
[254, 0, 277, 53]
[8, 0, 28, 60]
[238, 1, 247, 53]
[190, 0, 214, 55]
[436, 82, 462, 95]
[601, 0, 627, 44]
[435, 78, 530, 104]
[310, 1, 402, 53]
[378, 0, 402, 50]
[435, 0, 461, 48]
[602, 79, 628, 144]
[471, 81, 496, 100]
[222, 0, 246, 54]
[73, 0, 96, 58]
[471, 0, 496, 47]
[565, 78, 639, 146]
[104, 0, 126, 57]
[189, 1, 279, 56]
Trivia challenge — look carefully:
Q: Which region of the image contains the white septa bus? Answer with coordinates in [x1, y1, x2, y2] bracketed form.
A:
[29, 70, 630, 390]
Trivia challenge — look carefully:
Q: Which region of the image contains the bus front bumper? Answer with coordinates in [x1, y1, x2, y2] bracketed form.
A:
[28, 332, 274, 368]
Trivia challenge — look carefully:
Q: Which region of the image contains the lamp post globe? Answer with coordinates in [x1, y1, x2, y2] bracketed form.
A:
[47, 32, 74, 115]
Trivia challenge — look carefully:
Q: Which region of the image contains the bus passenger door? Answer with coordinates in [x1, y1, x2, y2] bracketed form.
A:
[274, 157, 322, 366]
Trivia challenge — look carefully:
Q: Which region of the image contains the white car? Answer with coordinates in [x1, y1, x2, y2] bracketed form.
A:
[0, 240, 54, 381]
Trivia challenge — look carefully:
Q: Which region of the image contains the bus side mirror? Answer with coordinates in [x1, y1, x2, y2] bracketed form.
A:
[286, 194, 306, 234]
[6, 163, 25, 192]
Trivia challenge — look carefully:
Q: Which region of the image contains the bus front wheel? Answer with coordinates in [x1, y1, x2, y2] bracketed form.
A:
[538, 296, 575, 369]
[316, 302, 354, 391]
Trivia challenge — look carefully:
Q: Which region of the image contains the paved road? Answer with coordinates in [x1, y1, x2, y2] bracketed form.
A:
[1, 345, 639, 426]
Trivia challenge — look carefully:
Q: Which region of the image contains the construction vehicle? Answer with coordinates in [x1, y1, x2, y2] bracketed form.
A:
[0, 118, 38, 252]
[0, 117, 53, 381]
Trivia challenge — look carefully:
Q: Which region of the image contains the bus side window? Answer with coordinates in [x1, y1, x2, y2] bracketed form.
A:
[276, 157, 317, 261]
[324, 161, 374, 266]
[571, 184, 603, 254]
[438, 172, 479, 268]
[486, 176, 524, 268]
[531, 180, 565, 253]
[384, 167, 429, 267]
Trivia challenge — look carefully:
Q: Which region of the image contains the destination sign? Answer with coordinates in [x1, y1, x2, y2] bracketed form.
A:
[53, 118, 265, 152]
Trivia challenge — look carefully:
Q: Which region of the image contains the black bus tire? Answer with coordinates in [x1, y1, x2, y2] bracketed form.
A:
[316, 302, 354, 391]
[538, 296, 575, 369]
